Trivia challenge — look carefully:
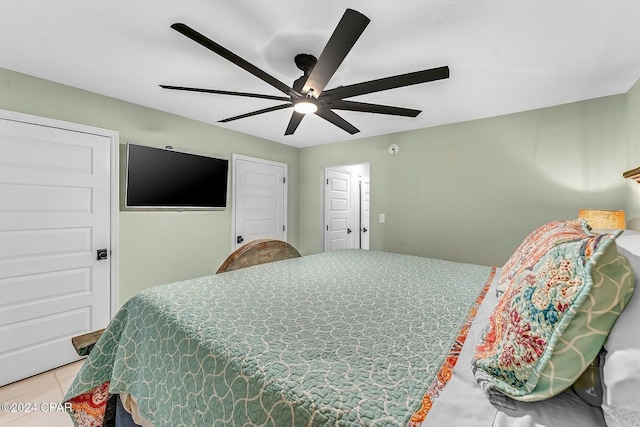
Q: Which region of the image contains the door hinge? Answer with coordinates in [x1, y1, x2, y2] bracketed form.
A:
[327, 179, 329, 185]
[283, 225, 286, 231]
[283, 177, 286, 184]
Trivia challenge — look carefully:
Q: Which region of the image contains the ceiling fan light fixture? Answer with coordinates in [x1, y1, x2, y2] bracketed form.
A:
[293, 100, 318, 114]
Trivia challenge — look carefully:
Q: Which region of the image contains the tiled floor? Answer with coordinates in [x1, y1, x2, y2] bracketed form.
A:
[0, 361, 83, 427]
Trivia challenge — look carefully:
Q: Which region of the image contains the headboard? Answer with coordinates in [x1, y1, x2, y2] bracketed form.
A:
[216, 239, 302, 274]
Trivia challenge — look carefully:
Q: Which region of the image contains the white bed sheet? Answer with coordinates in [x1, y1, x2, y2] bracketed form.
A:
[423, 268, 606, 427]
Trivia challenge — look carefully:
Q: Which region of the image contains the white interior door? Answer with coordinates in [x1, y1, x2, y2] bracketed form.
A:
[233, 155, 287, 249]
[360, 176, 370, 250]
[324, 168, 355, 251]
[0, 111, 117, 386]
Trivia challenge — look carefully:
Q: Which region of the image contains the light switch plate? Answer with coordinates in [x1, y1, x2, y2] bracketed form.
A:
[379, 213, 385, 223]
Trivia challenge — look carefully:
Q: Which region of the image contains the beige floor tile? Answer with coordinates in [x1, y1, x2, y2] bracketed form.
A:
[54, 361, 84, 396]
[0, 371, 59, 403]
[0, 364, 80, 427]
[0, 386, 64, 426]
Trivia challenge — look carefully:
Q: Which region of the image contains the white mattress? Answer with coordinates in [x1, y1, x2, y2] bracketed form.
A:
[423, 268, 606, 427]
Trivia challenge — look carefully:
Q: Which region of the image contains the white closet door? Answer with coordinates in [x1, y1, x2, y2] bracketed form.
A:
[0, 112, 116, 386]
[233, 156, 287, 249]
[324, 168, 354, 251]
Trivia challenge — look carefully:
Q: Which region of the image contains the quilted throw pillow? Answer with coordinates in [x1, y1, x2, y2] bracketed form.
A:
[473, 232, 634, 401]
[496, 219, 590, 297]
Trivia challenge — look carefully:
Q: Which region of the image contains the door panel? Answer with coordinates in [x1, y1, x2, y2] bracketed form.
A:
[324, 169, 353, 251]
[0, 115, 113, 386]
[1, 268, 90, 307]
[234, 157, 286, 249]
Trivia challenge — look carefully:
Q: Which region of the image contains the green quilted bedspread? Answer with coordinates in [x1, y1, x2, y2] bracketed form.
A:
[65, 250, 492, 426]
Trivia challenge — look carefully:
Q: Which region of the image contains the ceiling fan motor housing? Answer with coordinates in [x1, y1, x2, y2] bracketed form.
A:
[294, 54, 317, 74]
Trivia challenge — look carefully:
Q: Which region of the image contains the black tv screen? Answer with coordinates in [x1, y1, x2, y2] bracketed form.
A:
[125, 143, 229, 209]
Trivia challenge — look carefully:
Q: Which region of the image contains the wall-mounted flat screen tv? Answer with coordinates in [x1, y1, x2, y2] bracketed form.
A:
[125, 143, 229, 210]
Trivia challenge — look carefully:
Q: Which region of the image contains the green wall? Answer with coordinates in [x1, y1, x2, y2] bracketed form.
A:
[0, 68, 300, 305]
[299, 95, 629, 266]
[626, 79, 640, 230]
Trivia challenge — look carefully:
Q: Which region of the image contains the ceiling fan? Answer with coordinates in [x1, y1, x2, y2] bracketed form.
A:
[161, 9, 449, 136]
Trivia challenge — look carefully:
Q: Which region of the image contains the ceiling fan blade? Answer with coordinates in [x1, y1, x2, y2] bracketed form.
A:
[160, 85, 290, 101]
[171, 23, 297, 97]
[315, 107, 360, 135]
[301, 9, 370, 97]
[218, 103, 292, 123]
[284, 112, 305, 135]
[328, 100, 421, 117]
[322, 66, 450, 100]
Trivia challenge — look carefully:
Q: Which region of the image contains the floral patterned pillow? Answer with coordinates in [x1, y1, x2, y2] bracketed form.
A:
[473, 232, 634, 401]
[497, 219, 590, 297]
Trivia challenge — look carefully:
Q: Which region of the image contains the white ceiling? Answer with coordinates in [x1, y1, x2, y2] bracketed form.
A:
[2, 1, 640, 148]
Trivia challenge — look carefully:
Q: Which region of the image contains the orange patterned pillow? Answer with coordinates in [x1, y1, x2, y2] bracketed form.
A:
[497, 219, 590, 296]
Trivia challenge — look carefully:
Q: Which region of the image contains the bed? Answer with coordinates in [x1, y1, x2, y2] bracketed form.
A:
[64, 223, 640, 427]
